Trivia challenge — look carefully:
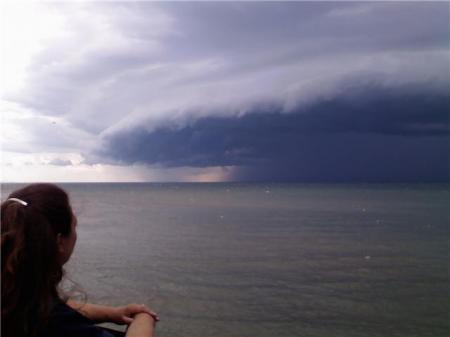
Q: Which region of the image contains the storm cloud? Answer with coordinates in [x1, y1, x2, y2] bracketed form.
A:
[102, 84, 450, 182]
[2, 1, 449, 182]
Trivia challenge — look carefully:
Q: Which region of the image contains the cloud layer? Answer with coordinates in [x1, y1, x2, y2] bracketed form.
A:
[2, 2, 449, 182]
[102, 84, 449, 181]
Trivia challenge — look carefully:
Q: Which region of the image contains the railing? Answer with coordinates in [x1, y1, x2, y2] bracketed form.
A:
[99, 325, 126, 337]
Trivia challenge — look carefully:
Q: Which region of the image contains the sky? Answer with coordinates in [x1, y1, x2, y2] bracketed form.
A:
[1, 1, 449, 183]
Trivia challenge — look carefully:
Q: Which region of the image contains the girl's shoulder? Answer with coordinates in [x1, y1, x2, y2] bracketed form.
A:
[40, 300, 115, 337]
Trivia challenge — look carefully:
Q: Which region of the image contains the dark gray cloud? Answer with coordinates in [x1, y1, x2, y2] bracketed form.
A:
[101, 83, 450, 182]
[233, 133, 449, 183]
[3, 2, 449, 182]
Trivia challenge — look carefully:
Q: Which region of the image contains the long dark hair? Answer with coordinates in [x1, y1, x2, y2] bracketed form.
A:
[1, 183, 74, 337]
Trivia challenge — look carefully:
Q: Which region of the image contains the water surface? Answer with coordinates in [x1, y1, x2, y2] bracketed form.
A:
[2, 183, 449, 337]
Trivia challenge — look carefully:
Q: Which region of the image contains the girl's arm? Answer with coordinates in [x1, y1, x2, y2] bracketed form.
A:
[125, 313, 155, 337]
[67, 300, 159, 325]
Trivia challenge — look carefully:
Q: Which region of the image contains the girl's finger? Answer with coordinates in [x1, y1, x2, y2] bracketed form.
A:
[143, 309, 159, 321]
[122, 315, 134, 324]
[137, 304, 160, 321]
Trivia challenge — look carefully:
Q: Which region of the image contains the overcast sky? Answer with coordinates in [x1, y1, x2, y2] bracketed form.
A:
[1, 1, 449, 182]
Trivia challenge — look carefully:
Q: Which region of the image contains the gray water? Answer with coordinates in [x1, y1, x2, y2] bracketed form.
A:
[2, 183, 449, 337]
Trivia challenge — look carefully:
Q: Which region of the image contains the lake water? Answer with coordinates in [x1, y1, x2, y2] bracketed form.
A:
[1, 183, 449, 337]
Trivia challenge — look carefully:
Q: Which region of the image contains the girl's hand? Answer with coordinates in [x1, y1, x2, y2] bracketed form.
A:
[111, 304, 159, 325]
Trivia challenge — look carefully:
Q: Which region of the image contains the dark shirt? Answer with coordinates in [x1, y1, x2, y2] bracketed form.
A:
[40, 300, 116, 337]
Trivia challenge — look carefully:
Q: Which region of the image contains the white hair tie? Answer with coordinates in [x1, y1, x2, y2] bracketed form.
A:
[7, 198, 28, 206]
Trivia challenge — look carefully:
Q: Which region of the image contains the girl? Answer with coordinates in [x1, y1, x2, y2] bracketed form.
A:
[1, 183, 159, 337]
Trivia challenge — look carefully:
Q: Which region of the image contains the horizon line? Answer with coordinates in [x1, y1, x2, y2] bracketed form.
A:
[1, 180, 449, 185]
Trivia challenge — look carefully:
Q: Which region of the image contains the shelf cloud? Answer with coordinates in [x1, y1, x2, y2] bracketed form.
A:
[2, 2, 449, 182]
